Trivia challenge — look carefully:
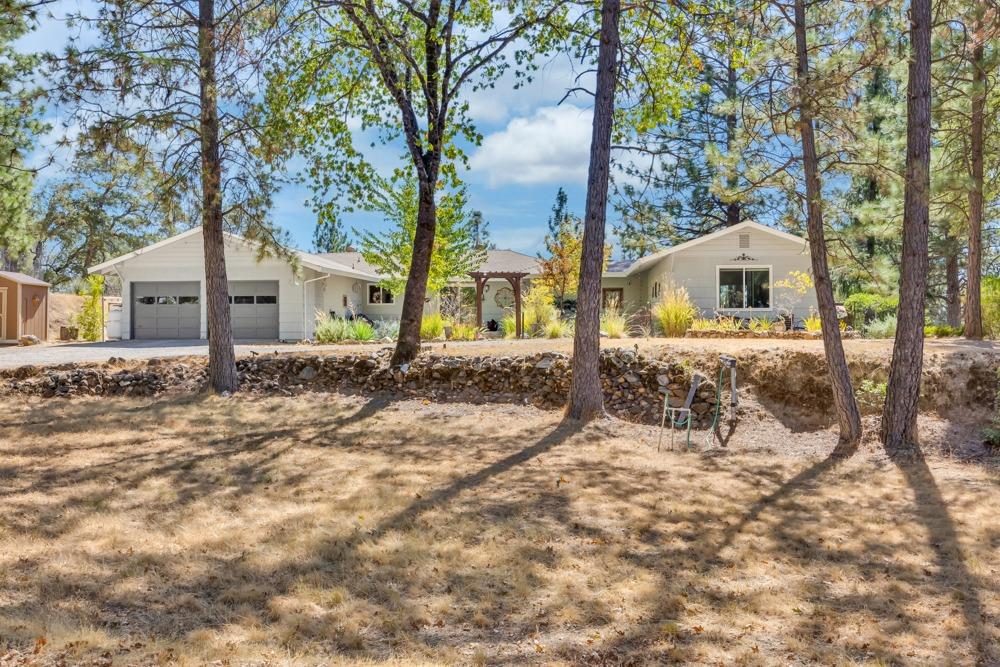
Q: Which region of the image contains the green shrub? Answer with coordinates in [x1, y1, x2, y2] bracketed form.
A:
[350, 319, 376, 341]
[856, 378, 887, 410]
[748, 317, 772, 334]
[600, 304, 628, 338]
[651, 284, 697, 337]
[75, 275, 105, 342]
[420, 313, 446, 339]
[844, 293, 898, 328]
[375, 319, 399, 340]
[314, 313, 377, 342]
[924, 324, 963, 338]
[715, 316, 741, 332]
[501, 313, 518, 338]
[864, 314, 897, 339]
[983, 276, 1000, 338]
[541, 317, 572, 339]
[449, 322, 479, 341]
[803, 310, 822, 333]
[523, 285, 558, 334]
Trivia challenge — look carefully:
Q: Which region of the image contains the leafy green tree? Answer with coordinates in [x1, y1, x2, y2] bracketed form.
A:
[355, 176, 487, 297]
[29, 128, 190, 287]
[75, 274, 105, 342]
[0, 1, 50, 270]
[263, 0, 569, 365]
[614, 0, 778, 253]
[313, 218, 352, 253]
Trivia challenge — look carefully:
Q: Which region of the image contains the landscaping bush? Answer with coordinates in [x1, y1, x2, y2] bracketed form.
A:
[542, 317, 572, 339]
[983, 276, 1000, 338]
[689, 318, 717, 331]
[748, 317, 772, 334]
[864, 314, 897, 339]
[803, 310, 822, 333]
[76, 275, 105, 342]
[924, 324, 963, 338]
[420, 313, 446, 339]
[449, 322, 479, 341]
[522, 285, 558, 334]
[501, 313, 518, 338]
[600, 303, 628, 338]
[844, 293, 898, 328]
[651, 283, 697, 337]
[374, 319, 399, 340]
[351, 319, 376, 341]
[314, 313, 377, 342]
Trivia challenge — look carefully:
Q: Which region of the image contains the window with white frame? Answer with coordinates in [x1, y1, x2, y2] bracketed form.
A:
[718, 267, 771, 309]
[368, 284, 394, 304]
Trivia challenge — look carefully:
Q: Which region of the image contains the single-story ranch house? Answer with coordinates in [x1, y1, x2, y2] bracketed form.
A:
[88, 220, 817, 341]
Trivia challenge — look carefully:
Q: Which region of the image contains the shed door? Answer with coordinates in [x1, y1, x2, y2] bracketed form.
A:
[132, 282, 201, 339]
[228, 280, 279, 340]
[21, 285, 47, 340]
[0, 287, 6, 340]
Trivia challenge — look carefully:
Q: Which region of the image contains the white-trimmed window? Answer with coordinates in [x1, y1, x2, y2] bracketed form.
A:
[368, 284, 394, 305]
[717, 266, 771, 310]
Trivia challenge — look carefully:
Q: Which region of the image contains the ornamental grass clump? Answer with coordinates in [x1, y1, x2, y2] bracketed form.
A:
[420, 313, 446, 339]
[449, 323, 479, 341]
[600, 299, 628, 338]
[651, 284, 697, 337]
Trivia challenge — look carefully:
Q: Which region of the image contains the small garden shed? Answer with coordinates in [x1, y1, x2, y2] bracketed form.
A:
[0, 271, 50, 343]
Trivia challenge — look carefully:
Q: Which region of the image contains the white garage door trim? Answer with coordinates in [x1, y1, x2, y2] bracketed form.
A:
[228, 280, 279, 340]
[132, 281, 201, 339]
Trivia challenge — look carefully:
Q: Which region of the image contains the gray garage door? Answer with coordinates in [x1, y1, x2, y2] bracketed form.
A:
[132, 282, 201, 339]
[229, 280, 279, 339]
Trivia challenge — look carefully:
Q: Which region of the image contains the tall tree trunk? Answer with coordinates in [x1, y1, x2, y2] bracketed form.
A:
[882, 0, 931, 452]
[198, 0, 238, 394]
[945, 243, 962, 328]
[793, 0, 862, 448]
[965, 11, 985, 340]
[724, 59, 741, 227]
[391, 176, 437, 366]
[566, 0, 619, 422]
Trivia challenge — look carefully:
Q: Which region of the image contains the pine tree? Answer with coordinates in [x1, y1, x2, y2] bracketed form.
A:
[313, 218, 351, 253]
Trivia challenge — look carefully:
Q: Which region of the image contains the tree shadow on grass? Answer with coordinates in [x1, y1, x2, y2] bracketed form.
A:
[891, 450, 997, 665]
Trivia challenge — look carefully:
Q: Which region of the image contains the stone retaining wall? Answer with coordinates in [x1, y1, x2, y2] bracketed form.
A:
[0, 349, 722, 426]
[685, 329, 861, 339]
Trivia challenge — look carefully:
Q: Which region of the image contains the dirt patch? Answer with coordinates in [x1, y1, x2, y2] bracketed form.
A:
[47, 293, 84, 340]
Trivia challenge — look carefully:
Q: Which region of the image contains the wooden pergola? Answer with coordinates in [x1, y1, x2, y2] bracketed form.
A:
[469, 271, 528, 338]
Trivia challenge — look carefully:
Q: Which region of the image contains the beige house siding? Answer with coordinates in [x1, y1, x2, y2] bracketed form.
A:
[633, 226, 816, 318]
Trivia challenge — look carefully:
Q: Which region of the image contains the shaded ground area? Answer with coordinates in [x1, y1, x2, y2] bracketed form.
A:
[0, 335, 997, 369]
[0, 395, 997, 665]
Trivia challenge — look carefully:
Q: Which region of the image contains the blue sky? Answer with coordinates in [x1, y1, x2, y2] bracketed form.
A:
[23, 3, 603, 257]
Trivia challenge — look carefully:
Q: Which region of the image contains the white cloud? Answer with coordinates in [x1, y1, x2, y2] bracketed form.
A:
[469, 104, 592, 187]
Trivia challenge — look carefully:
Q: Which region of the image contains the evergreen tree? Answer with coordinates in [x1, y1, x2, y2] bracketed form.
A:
[313, 218, 352, 253]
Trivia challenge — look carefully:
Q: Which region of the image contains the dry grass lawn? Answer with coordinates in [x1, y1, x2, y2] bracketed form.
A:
[0, 394, 998, 666]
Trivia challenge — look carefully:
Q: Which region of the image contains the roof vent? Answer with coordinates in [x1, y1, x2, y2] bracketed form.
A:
[739, 233, 750, 249]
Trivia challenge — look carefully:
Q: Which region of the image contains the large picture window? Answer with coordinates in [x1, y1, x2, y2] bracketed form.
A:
[368, 285, 394, 305]
[718, 267, 771, 309]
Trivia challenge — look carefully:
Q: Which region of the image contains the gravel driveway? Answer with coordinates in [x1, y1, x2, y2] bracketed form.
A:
[1, 336, 996, 370]
[0, 340, 341, 369]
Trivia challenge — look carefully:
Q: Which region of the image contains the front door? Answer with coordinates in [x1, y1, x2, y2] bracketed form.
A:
[602, 288, 624, 310]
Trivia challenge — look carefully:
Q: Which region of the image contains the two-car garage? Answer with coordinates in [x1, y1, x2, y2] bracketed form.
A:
[131, 280, 278, 340]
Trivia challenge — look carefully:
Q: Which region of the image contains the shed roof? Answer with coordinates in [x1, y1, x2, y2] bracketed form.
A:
[0, 271, 49, 287]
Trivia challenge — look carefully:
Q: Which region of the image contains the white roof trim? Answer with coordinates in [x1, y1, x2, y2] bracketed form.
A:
[617, 221, 807, 277]
[88, 227, 381, 281]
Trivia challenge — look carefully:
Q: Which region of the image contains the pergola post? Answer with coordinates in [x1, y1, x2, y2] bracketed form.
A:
[474, 274, 486, 330]
[507, 275, 523, 338]
[469, 270, 528, 337]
